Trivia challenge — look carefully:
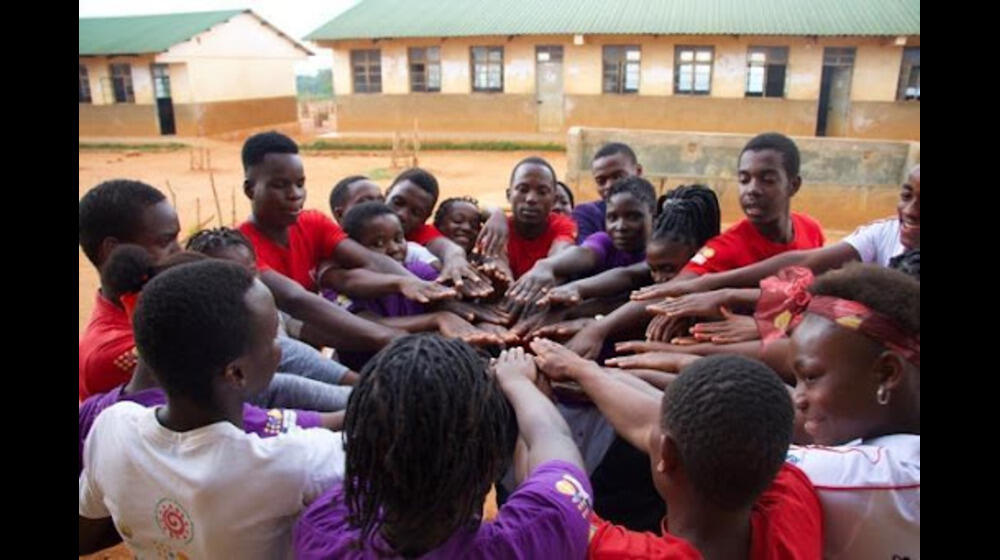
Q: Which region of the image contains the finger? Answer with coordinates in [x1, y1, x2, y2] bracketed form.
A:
[670, 336, 699, 346]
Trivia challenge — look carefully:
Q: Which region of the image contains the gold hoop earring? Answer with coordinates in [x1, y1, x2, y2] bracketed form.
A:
[876, 385, 890, 406]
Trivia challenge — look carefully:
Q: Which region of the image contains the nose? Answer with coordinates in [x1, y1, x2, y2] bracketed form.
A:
[166, 240, 182, 256]
[288, 185, 305, 200]
[792, 385, 808, 411]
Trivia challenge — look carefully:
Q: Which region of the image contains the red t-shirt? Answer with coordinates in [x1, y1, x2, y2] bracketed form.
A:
[683, 213, 825, 276]
[507, 213, 578, 279]
[79, 292, 137, 401]
[406, 223, 444, 245]
[239, 210, 348, 292]
[587, 464, 823, 560]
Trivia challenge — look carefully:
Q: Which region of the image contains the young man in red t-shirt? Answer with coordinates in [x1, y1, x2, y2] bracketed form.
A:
[79, 180, 182, 400]
[531, 340, 823, 559]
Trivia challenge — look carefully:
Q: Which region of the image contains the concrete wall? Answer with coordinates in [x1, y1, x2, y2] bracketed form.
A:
[79, 103, 160, 136]
[334, 94, 537, 132]
[320, 34, 919, 140]
[172, 95, 298, 136]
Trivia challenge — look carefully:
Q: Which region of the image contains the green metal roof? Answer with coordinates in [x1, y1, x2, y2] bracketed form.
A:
[306, 0, 919, 40]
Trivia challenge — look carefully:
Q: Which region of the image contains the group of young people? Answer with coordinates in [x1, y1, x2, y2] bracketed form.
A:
[79, 129, 920, 559]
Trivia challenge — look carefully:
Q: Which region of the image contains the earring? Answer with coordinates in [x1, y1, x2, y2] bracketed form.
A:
[876, 385, 890, 406]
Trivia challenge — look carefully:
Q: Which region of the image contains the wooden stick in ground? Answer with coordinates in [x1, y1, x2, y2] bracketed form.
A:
[164, 180, 177, 209]
[196, 197, 201, 227]
[206, 148, 212, 172]
[209, 171, 224, 227]
[231, 185, 236, 226]
[189, 148, 194, 171]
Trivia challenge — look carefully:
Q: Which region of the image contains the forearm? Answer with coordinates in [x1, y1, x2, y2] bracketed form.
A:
[592, 300, 652, 341]
[724, 288, 762, 310]
[333, 238, 411, 276]
[576, 263, 649, 300]
[79, 516, 122, 555]
[617, 368, 676, 393]
[571, 363, 660, 453]
[277, 294, 400, 351]
[367, 311, 446, 333]
[499, 375, 584, 472]
[320, 268, 413, 299]
[698, 251, 815, 291]
[542, 247, 597, 279]
[664, 339, 794, 384]
[319, 411, 345, 431]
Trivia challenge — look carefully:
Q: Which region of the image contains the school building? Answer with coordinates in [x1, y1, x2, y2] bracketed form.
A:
[79, 10, 311, 137]
[307, 0, 919, 140]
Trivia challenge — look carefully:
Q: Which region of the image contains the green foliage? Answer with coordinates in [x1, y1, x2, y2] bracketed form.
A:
[79, 142, 188, 152]
[296, 69, 334, 99]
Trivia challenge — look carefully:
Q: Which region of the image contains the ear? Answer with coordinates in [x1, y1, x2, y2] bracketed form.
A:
[222, 360, 248, 391]
[242, 176, 255, 200]
[658, 432, 681, 474]
[332, 206, 344, 222]
[874, 350, 906, 391]
[635, 164, 644, 177]
[787, 175, 802, 197]
[97, 237, 120, 267]
[506, 187, 513, 202]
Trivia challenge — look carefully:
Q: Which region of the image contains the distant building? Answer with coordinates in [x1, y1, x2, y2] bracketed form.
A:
[79, 9, 312, 137]
[307, 0, 919, 140]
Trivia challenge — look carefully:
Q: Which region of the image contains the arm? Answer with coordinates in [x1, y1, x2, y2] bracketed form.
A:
[564, 299, 652, 359]
[541, 262, 651, 306]
[508, 246, 598, 304]
[260, 269, 403, 352]
[331, 237, 413, 276]
[427, 236, 494, 297]
[319, 266, 456, 303]
[319, 411, 345, 431]
[365, 310, 504, 346]
[475, 206, 510, 258]
[494, 347, 585, 475]
[615, 339, 794, 384]
[622, 368, 678, 392]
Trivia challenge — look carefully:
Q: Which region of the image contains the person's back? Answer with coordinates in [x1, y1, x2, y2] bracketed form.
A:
[79, 260, 345, 558]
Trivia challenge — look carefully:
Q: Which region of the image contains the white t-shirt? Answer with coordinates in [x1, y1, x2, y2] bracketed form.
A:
[405, 242, 441, 267]
[786, 433, 920, 560]
[79, 401, 345, 560]
[841, 217, 905, 267]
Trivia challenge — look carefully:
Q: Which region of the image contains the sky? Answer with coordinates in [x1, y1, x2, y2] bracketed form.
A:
[79, 0, 358, 74]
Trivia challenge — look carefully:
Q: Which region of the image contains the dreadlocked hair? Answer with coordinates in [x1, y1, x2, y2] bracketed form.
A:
[343, 333, 517, 557]
[100, 244, 208, 301]
[432, 196, 480, 229]
[185, 227, 255, 257]
[652, 184, 721, 249]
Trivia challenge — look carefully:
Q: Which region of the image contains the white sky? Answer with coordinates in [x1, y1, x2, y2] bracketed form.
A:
[79, 0, 358, 74]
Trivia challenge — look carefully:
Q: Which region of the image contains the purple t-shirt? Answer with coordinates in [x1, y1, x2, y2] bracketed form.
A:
[293, 460, 593, 559]
[349, 260, 440, 318]
[78, 385, 322, 475]
[580, 232, 646, 273]
[572, 200, 607, 243]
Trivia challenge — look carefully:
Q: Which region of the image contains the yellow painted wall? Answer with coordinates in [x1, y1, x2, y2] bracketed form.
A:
[564, 42, 602, 95]
[79, 55, 156, 105]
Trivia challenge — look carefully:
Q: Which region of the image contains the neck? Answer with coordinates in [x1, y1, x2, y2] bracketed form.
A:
[250, 214, 289, 246]
[123, 362, 160, 395]
[666, 493, 751, 560]
[514, 218, 547, 239]
[98, 284, 123, 309]
[753, 212, 794, 244]
[155, 393, 243, 433]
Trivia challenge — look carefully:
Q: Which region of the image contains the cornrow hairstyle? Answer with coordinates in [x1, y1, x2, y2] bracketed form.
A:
[134, 260, 257, 407]
[740, 132, 800, 178]
[329, 175, 370, 214]
[663, 354, 793, 510]
[433, 196, 481, 229]
[607, 176, 657, 215]
[185, 227, 255, 257]
[509, 156, 558, 188]
[241, 131, 298, 172]
[651, 184, 721, 249]
[809, 263, 919, 336]
[889, 248, 920, 282]
[79, 179, 166, 267]
[343, 334, 517, 557]
[100, 244, 208, 300]
[556, 181, 575, 209]
[341, 201, 399, 241]
[593, 142, 638, 165]
[389, 167, 439, 204]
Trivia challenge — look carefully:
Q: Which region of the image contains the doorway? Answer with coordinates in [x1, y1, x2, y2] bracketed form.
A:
[151, 64, 176, 135]
[815, 47, 855, 137]
[536, 46, 564, 133]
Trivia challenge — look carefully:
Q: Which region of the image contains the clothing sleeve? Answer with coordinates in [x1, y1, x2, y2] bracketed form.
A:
[81, 338, 137, 398]
[580, 232, 612, 269]
[295, 429, 347, 506]
[408, 260, 441, 281]
[552, 214, 580, 244]
[305, 211, 349, 258]
[681, 235, 733, 275]
[406, 242, 441, 265]
[241, 405, 322, 437]
[786, 441, 920, 489]
[841, 221, 889, 264]
[572, 205, 603, 244]
[78, 416, 110, 519]
[588, 515, 703, 559]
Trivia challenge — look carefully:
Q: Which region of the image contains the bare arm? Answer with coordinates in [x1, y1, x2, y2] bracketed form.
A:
[508, 246, 598, 305]
[319, 411, 345, 431]
[332, 237, 413, 276]
[615, 339, 794, 384]
[319, 267, 456, 303]
[260, 269, 403, 352]
[541, 262, 651, 306]
[427, 236, 494, 297]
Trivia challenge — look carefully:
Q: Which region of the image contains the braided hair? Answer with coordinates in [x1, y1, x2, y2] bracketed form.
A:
[343, 334, 517, 557]
[652, 184, 721, 249]
[100, 244, 208, 302]
[185, 227, 255, 257]
[433, 196, 480, 229]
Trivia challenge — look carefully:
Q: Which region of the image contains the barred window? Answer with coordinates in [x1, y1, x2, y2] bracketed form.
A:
[602, 45, 640, 94]
[351, 49, 382, 93]
[675, 46, 714, 95]
[471, 46, 503, 92]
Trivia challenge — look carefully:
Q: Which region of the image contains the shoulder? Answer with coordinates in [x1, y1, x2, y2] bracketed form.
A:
[550, 213, 578, 237]
[489, 460, 593, 547]
[786, 434, 920, 489]
[588, 515, 702, 559]
[298, 210, 341, 232]
[293, 484, 356, 559]
[790, 213, 824, 235]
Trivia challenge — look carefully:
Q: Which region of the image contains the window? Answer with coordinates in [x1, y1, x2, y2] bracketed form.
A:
[602, 45, 640, 94]
[409, 47, 441, 92]
[109, 63, 134, 103]
[151, 64, 172, 99]
[675, 46, 713, 94]
[79, 64, 91, 103]
[536, 45, 563, 63]
[351, 49, 382, 93]
[896, 47, 919, 101]
[471, 46, 503, 92]
[745, 47, 788, 97]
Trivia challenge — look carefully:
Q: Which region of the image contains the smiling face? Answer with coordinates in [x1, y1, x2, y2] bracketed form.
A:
[507, 162, 556, 227]
[645, 238, 697, 283]
[591, 153, 640, 200]
[737, 149, 799, 228]
[897, 166, 920, 249]
[437, 201, 482, 254]
[356, 213, 408, 263]
[789, 314, 886, 446]
[605, 192, 652, 253]
[553, 184, 574, 215]
[244, 153, 306, 229]
[386, 180, 435, 236]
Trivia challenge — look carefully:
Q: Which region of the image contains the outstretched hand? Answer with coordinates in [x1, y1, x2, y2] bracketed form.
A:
[646, 289, 729, 320]
[631, 276, 702, 302]
[530, 337, 598, 382]
[400, 278, 458, 303]
[605, 351, 701, 372]
[690, 307, 760, 344]
[438, 258, 494, 299]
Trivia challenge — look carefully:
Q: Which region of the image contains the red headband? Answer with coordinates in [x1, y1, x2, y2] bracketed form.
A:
[755, 267, 920, 367]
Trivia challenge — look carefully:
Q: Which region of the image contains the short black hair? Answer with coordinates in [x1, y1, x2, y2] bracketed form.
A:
[809, 263, 919, 335]
[433, 196, 480, 229]
[652, 184, 721, 249]
[389, 167, 439, 204]
[241, 131, 299, 172]
[342, 201, 398, 241]
[593, 142, 638, 165]
[607, 176, 656, 215]
[101, 244, 208, 299]
[509, 156, 557, 188]
[133, 260, 257, 406]
[185, 227, 255, 258]
[79, 179, 166, 267]
[329, 175, 370, 214]
[344, 334, 516, 556]
[889, 248, 920, 282]
[556, 181, 575, 208]
[740, 132, 800, 178]
[663, 354, 793, 510]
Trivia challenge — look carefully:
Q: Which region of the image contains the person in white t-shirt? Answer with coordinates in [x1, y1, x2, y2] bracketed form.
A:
[79, 260, 346, 559]
[785, 264, 920, 559]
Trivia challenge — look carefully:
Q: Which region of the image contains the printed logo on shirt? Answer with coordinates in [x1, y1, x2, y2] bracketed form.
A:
[264, 409, 297, 435]
[690, 247, 715, 266]
[153, 540, 190, 560]
[155, 497, 194, 543]
[555, 473, 593, 518]
[113, 347, 138, 372]
[785, 453, 801, 464]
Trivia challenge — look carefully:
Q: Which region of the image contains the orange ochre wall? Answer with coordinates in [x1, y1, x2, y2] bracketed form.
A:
[79, 95, 298, 137]
[79, 104, 160, 136]
[334, 94, 537, 132]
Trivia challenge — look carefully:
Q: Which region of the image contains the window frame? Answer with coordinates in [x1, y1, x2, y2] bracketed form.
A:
[896, 47, 920, 101]
[109, 63, 135, 103]
[470, 46, 504, 93]
[602, 45, 641, 94]
[79, 64, 92, 103]
[674, 46, 715, 95]
[745, 46, 789, 98]
[351, 49, 382, 94]
[409, 46, 441, 93]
